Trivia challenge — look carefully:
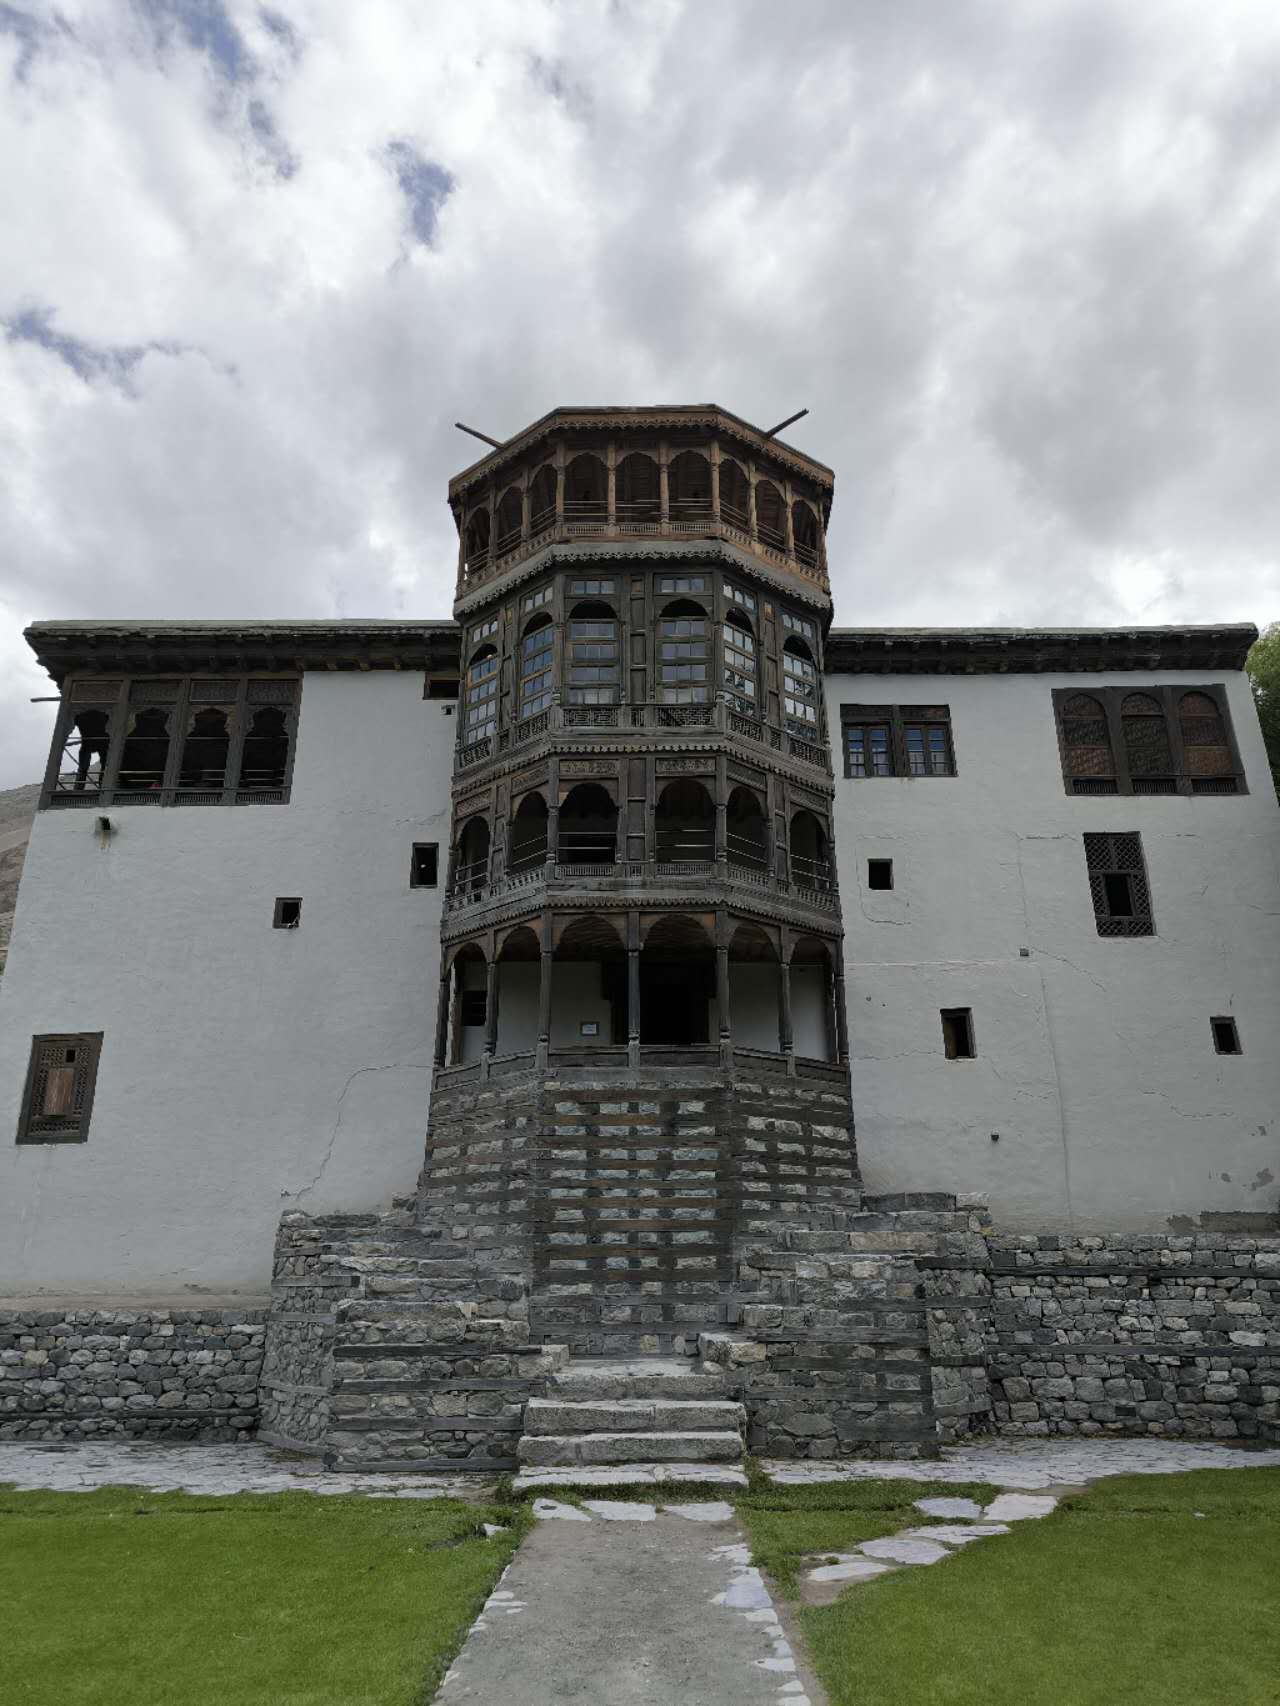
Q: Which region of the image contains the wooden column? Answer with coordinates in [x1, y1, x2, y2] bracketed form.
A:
[627, 912, 641, 1068]
[778, 948, 794, 1067]
[710, 438, 721, 524]
[658, 442, 670, 534]
[716, 914, 732, 1066]
[482, 954, 500, 1062]
[832, 957, 850, 1066]
[783, 477, 796, 560]
[537, 916, 554, 1070]
[714, 752, 728, 866]
[606, 440, 617, 531]
[545, 755, 560, 868]
[747, 459, 758, 540]
[433, 965, 452, 1068]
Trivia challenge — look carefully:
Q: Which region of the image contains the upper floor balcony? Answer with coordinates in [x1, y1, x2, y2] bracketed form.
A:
[448, 406, 834, 609]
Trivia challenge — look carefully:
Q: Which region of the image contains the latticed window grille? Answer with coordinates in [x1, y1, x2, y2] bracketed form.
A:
[1053, 686, 1244, 797]
[1084, 832, 1155, 937]
[518, 621, 554, 716]
[782, 611, 815, 641]
[464, 647, 499, 739]
[17, 1034, 103, 1143]
[783, 645, 819, 731]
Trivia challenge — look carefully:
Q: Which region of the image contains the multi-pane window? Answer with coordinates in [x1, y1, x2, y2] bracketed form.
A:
[783, 645, 820, 733]
[469, 618, 498, 645]
[657, 575, 706, 594]
[17, 1034, 102, 1144]
[570, 578, 614, 596]
[727, 584, 756, 613]
[519, 620, 555, 717]
[722, 615, 757, 713]
[841, 705, 955, 779]
[1052, 686, 1244, 796]
[782, 611, 815, 641]
[658, 616, 710, 702]
[567, 617, 620, 704]
[845, 721, 892, 777]
[522, 584, 553, 613]
[44, 677, 298, 809]
[464, 648, 499, 741]
[1084, 832, 1155, 937]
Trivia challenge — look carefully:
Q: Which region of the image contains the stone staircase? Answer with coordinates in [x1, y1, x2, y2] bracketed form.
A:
[516, 1356, 746, 1469]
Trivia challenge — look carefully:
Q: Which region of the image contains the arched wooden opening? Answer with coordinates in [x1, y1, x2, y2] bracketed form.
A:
[241, 706, 289, 788]
[657, 601, 711, 704]
[755, 480, 785, 548]
[529, 464, 557, 532]
[464, 644, 500, 743]
[719, 459, 749, 529]
[1179, 692, 1234, 784]
[495, 486, 523, 556]
[722, 610, 757, 714]
[790, 810, 831, 891]
[58, 708, 111, 793]
[668, 451, 711, 526]
[554, 916, 627, 1047]
[726, 786, 768, 871]
[518, 618, 555, 719]
[1121, 693, 1174, 790]
[566, 602, 621, 706]
[640, 914, 715, 1046]
[791, 500, 820, 568]
[790, 935, 836, 1062]
[728, 923, 781, 1053]
[452, 815, 490, 897]
[782, 637, 820, 737]
[565, 454, 607, 523]
[118, 707, 172, 792]
[616, 452, 660, 525]
[177, 706, 231, 794]
[1060, 693, 1115, 786]
[464, 508, 491, 575]
[448, 942, 487, 1065]
[559, 782, 617, 866]
[655, 779, 715, 863]
[508, 792, 549, 874]
[494, 925, 540, 1056]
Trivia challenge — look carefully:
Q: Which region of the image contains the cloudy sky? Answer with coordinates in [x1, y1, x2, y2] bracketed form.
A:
[3, 0, 1279, 787]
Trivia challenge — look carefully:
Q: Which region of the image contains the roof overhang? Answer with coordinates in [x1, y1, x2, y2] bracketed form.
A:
[825, 625, 1259, 676]
[24, 620, 463, 684]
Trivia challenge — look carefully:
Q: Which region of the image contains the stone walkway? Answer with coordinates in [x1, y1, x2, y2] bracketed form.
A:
[438, 1499, 821, 1706]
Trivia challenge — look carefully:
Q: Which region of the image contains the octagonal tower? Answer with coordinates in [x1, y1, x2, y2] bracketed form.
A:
[421, 405, 858, 1358]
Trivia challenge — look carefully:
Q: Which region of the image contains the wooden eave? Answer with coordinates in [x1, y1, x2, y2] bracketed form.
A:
[25, 621, 463, 685]
[824, 625, 1259, 677]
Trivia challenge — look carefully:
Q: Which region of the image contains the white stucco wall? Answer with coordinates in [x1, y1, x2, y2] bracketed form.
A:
[826, 666, 1280, 1232]
[0, 672, 455, 1296]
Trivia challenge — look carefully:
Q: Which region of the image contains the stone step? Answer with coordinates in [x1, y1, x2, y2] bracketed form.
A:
[549, 1357, 730, 1401]
[524, 1397, 744, 1436]
[517, 1429, 744, 1467]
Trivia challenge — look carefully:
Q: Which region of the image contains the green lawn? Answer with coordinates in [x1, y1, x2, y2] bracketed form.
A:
[1, 1483, 527, 1706]
[787, 1468, 1280, 1706]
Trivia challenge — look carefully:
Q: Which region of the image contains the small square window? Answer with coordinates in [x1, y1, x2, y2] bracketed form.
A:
[941, 1009, 975, 1060]
[410, 844, 439, 888]
[17, 1033, 103, 1143]
[273, 897, 302, 929]
[867, 859, 894, 891]
[1211, 1017, 1241, 1055]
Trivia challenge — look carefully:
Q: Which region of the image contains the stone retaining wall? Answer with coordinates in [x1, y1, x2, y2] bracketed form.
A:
[0, 1308, 265, 1441]
[982, 1233, 1280, 1442]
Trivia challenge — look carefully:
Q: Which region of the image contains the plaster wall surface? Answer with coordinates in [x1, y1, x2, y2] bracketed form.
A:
[825, 667, 1280, 1232]
[0, 673, 454, 1296]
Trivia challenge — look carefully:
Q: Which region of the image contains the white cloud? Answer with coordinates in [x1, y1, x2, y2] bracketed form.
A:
[2, 0, 1278, 785]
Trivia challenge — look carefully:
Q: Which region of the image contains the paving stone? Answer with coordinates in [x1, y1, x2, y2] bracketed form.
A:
[582, 1499, 657, 1521]
[906, 1524, 1010, 1544]
[914, 1496, 984, 1519]
[531, 1499, 591, 1522]
[665, 1501, 735, 1522]
[984, 1493, 1058, 1522]
[860, 1535, 952, 1565]
[806, 1556, 895, 1584]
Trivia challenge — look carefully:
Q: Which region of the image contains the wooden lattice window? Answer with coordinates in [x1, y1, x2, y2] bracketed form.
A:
[566, 614, 620, 705]
[1053, 686, 1245, 797]
[17, 1034, 103, 1144]
[464, 646, 500, 739]
[658, 615, 710, 703]
[518, 621, 555, 717]
[722, 612, 757, 714]
[1084, 832, 1155, 937]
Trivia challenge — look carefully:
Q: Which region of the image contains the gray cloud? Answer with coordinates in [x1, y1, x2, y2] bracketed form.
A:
[1, 0, 1278, 787]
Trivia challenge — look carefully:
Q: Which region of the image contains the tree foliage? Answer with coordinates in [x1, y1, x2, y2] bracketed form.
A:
[1244, 622, 1280, 800]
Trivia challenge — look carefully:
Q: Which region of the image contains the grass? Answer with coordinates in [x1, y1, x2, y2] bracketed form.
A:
[1, 1483, 528, 1706]
[791, 1468, 1280, 1706]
